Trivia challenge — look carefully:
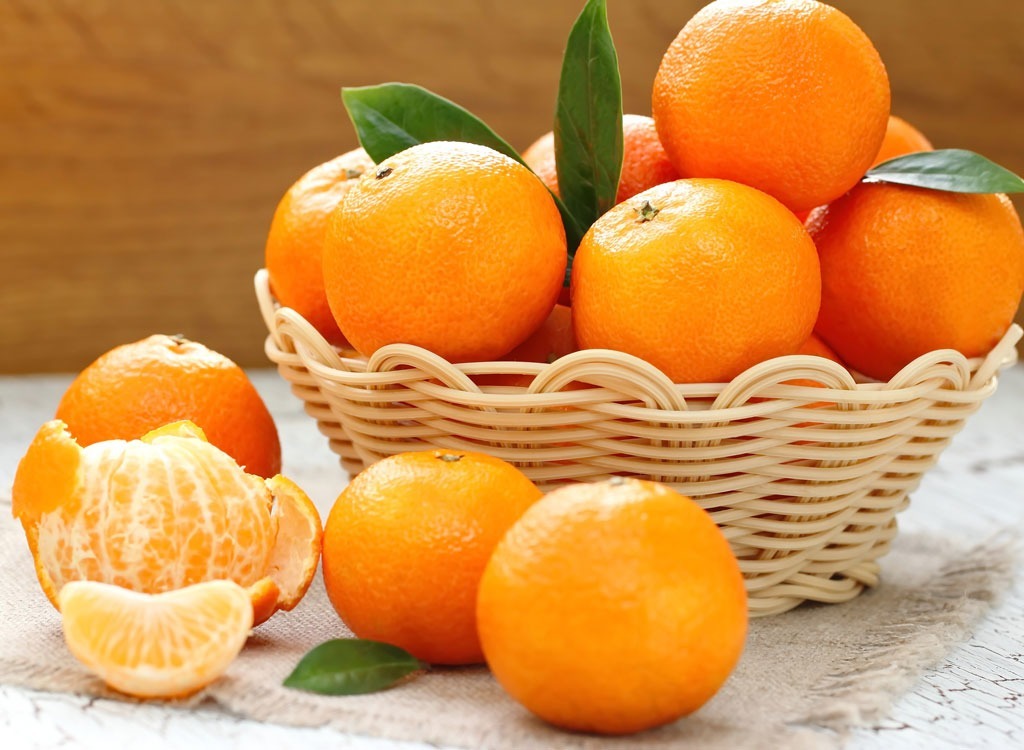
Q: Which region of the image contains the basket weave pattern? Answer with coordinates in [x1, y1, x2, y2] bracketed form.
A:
[256, 270, 1021, 616]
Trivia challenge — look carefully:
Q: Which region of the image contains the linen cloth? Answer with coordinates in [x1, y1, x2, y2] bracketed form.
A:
[0, 504, 1013, 750]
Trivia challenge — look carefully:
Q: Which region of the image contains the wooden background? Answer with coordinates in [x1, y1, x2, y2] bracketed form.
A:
[2, 0, 1022, 373]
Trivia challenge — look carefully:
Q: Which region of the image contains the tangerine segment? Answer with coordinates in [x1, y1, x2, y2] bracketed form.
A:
[59, 580, 253, 699]
[248, 577, 282, 627]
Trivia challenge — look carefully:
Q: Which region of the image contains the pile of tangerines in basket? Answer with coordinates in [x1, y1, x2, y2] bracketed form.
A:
[12, 0, 1024, 738]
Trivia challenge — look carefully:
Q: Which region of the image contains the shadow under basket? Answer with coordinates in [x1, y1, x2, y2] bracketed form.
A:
[256, 270, 1022, 616]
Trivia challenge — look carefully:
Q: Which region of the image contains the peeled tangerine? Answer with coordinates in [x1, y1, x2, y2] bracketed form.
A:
[12, 420, 323, 627]
[59, 580, 253, 699]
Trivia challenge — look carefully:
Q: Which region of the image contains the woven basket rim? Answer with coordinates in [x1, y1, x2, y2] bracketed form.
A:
[254, 268, 1021, 409]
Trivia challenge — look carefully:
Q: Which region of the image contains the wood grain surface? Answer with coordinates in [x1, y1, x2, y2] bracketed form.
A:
[1, 0, 1022, 373]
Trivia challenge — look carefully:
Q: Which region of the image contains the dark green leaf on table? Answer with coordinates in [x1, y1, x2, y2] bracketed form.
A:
[864, 149, 1024, 194]
[283, 638, 425, 696]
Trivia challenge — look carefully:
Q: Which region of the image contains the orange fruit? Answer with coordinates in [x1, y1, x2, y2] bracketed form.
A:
[12, 420, 322, 625]
[55, 334, 281, 478]
[811, 183, 1024, 380]
[323, 141, 566, 362]
[477, 477, 747, 735]
[321, 450, 542, 665]
[652, 0, 890, 212]
[571, 179, 821, 383]
[872, 115, 934, 167]
[793, 117, 932, 224]
[500, 304, 576, 364]
[265, 148, 375, 345]
[784, 334, 844, 391]
[797, 333, 841, 362]
[472, 305, 578, 388]
[522, 115, 680, 204]
[60, 580, 253, 699]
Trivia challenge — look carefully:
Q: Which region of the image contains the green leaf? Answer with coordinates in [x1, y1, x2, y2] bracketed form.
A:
[554, 0, 623, 233]
[553, 195, 587, 257]
[341, 82, 585, 258]
[283, 639, 425, 696]
[342, 83, 521, 164]
[864, 149, 1024, 193]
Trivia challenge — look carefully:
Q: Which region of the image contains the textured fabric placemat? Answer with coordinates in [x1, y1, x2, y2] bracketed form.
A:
[0, 505, 1014, 750]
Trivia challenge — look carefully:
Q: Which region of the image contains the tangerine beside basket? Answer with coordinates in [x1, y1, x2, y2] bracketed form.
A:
[256, 270, 1022, 616]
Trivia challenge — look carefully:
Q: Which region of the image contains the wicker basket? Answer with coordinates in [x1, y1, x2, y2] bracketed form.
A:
[255, 269, 1021, 616]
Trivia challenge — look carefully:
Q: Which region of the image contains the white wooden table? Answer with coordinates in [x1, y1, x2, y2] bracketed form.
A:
[1, 367, 1022, 749]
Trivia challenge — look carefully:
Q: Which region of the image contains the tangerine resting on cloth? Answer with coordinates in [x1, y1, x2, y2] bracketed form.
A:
[12, 420, 322, 625]
[477, 478, 748, 735]
[571, 178, 821, 383]
[60, 580, 253, 699]
[652, 0, 890, 212]
[322, 141, 567, 362]
[321, 450, 542, 665]
[55, 334, 282, 478]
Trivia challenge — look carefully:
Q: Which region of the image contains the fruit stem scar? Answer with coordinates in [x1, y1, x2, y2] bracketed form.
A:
[436, 453, 464, 463]
[375, 166, 393, 180]
[345, 168, 365, 179]
[169, 334, 190, 346]
[635, 201, 660, 223]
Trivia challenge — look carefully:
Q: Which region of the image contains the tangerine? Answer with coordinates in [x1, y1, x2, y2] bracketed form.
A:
[797, 333, 841, 362]
[811, 183, 1024, 380]
[321, 450, 542, 665]
[56, 334, 281, 478]
[322, 141, 566, 362]
[522, 115, 679, 204]
[500, 304, 576, 364]
[652, 0, 890, 212]
[872, 115, 934, 167]
[477, 478, 747, 735]
[571, 179, 821, 383]
[266, 148, 375, 345]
